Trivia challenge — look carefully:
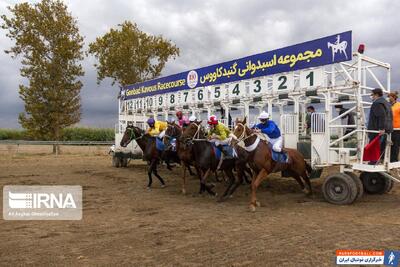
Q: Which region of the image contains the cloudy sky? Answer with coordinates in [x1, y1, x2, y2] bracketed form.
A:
[0, 0, 399, 128]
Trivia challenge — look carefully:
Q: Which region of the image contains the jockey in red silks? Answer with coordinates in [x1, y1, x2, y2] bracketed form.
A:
[176, 111, 190, 128]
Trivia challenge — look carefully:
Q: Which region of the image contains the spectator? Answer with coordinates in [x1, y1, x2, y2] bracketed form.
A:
[305, 106, 315, 134]
[335, 105, 356, 137]
[388, 92, 400, 162]
[367, 88, 393, 158]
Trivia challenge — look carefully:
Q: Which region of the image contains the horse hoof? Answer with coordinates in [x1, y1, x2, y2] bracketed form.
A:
[182, 189, 186, 195]
[249, 205, 256, 212]
[255, 201, 261, 207]
[217, 197, 225, 203]
[160, 184, 166, 189]
[146, 187, 151, 191]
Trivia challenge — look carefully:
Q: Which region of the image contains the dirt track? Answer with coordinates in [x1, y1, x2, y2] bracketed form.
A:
[0, 149, 399, 266]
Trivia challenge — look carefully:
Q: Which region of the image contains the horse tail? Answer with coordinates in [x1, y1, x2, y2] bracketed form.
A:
[305, 161, 312, 176]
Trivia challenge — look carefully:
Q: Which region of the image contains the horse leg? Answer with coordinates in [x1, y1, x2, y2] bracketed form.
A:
[243, 166, 252, 184]
[152, 160, 166, 187]
[187, 165, 195, 176]
[218, 168, 235, 202]
[201, 168, 216, 196]
[228, 167, 245, 198]
[250, 169, 269, 212]
[181, 162, 187, 194]
[301, 171, 313, 196]
[291, 173, 305, 191]
[147, 160, 155, 189]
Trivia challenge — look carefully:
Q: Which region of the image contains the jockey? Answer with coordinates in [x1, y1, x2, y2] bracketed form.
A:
[253, 111, 283, 153]
[207, 115, 231, 146]
[146, 117, 168, 138]
[176, 111, 190, 128]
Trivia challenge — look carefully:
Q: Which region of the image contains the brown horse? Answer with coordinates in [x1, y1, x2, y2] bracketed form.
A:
[232, 117, 312, 211]
[164, 121, 199, 194]
[182, 121, 253, 200]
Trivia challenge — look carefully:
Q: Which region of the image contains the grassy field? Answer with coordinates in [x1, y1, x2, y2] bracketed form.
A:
[0, 127, 114, 141]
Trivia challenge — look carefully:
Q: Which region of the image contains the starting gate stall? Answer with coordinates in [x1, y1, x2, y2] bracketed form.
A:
[115, 30, 399, 204]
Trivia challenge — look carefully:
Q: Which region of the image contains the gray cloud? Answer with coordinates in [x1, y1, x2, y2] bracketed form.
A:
[0, 0, 399, 128]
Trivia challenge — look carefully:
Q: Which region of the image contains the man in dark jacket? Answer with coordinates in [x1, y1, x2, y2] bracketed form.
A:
[367, 88, 393, 157]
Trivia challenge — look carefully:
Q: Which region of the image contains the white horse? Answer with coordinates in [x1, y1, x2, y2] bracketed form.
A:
[327, 35, 348, 61]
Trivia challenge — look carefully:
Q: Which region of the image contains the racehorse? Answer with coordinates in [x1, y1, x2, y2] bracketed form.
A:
[120, 124, 180, 189]
[163, 121, 198, 194]
[231, 117, 312, 211]
[181, 121, 252, 201]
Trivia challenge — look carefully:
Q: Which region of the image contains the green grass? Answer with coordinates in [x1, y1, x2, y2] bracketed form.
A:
[0, 127, 114, 141]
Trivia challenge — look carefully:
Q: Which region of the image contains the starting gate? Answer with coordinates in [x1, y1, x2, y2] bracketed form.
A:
[114, 30, 399, 204]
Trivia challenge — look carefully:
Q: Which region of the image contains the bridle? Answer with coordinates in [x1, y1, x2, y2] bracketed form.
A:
[233, 123, 256, 142]
[127, 126, 144, 141]
[232, 123, 261, 152]
[186, 122, 204, 141]
[163, 124, 180, 148]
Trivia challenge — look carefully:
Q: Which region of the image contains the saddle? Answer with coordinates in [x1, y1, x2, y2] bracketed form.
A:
[155, 138, 165, 151]
[156, 137, 177, 152]
[211, 144, 235, 160]
[267, 143, 289, 163]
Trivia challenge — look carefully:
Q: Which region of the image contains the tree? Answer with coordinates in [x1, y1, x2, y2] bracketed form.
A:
[88, 21, 180, 86]
[1, 0, 84, 149]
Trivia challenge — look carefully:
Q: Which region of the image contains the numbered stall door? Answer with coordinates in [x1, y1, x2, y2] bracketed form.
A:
[145, 96, 155, 111]
[299, 68, 324, 89]
[195, 87, 209, 103]
[249, 77, 269, 96]
[210, 84, 227, 102]
[156, 94, 166, 110]
[136, 98, 144, 111]
[272, 73, 294, 93]
[178, 90, 194, 106]
[126, 100, 134, 113]
[166, 92, 179, 108]
[228, 81, 246, 99]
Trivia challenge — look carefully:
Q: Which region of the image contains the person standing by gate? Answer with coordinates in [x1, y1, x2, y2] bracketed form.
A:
[367, 88, 393, 159]
[305, 106, 315, 135]
[388, 92, 400, 162]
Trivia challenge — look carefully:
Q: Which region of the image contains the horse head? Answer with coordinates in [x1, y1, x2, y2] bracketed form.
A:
[120, 124, 143, 147]
[232, 117, 249, 141]
[164, 121, 181, 146]
[181, 120, 203, 141]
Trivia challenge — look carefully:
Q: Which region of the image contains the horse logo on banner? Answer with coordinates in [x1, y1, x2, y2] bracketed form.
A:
[327, 34, 348, 61]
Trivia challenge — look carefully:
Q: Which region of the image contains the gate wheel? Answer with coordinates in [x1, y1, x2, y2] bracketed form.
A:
[121, 157, 128, 167]
[112, 155, 121, 168]
[322, 173, 358, 205]
[360, 172, 391, 194]
[345, 172, 364, 201]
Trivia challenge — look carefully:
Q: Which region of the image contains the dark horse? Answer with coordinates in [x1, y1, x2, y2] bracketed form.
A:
[163, 121, 197, 194]
[181, 121, 252, 201]
[120, 124, 180, 189]
[232, 117, 312, 211]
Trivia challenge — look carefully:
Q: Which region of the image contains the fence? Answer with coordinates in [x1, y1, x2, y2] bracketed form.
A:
[0, 140, 114, 156]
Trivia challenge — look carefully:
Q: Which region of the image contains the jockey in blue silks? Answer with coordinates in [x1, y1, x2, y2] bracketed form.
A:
[252, 111, 283, 153]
